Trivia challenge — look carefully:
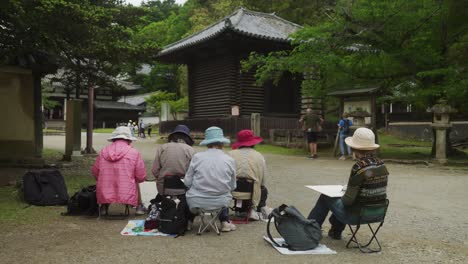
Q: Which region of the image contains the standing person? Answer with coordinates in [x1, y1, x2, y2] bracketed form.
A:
[338, 113, 353, 160]
[184, 127, 237, 232]
[147, 124, 152, 138]
[133, 122, 138, 137]
[299, 108, 323, 159]
[307, 128, 388, 239]
[139, 120, 146, 138]
[152, 125, 195, 196]
[92, 126, 147, 215]
[127, 120, 133, 136]
[228, 129, 273, 220]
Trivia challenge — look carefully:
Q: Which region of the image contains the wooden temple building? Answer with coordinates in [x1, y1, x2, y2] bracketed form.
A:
[157, 8, 304, 138]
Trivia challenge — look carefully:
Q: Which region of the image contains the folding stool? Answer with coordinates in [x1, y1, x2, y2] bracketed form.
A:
[195, 208, 223, 235]
[345, 199, 389, 253]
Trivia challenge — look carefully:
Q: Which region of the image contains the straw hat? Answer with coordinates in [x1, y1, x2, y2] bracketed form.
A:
[199, 126, 230, 146]
[107, 126, 137, 142]
[232, 129, 263, 149]
[345, 127, 379, 150]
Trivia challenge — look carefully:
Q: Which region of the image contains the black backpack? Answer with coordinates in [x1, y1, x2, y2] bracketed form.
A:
[342, 119, 350, 135]
[62, 185, 98, 216]
[152, 194, 187, 236]
[267, 204, 322, 251]
[23, 169, 69, 206]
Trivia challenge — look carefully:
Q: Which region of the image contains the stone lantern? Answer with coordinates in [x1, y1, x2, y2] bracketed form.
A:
[430, 100, 456, 164]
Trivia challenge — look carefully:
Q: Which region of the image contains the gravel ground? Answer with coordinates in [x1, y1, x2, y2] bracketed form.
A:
[1, 134, 467, 264]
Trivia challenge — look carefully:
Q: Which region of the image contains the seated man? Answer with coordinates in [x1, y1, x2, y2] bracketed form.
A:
[184, 127, 237, 232]
[307, 127, 389, 239]
[92, 126, 146, 214]
[229, 129, 272, 220]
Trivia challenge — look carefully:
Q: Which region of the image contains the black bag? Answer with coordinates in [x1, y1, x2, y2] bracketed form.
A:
[62, 185, 98, 216]
[23, 169, 69, 206]
[267, 204, 322, 251]
[152, 194, 187, 236]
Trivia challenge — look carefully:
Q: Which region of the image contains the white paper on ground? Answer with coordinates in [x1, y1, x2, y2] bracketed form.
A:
[263, 236, 337, 255]
[139, 181, 158, 208]
[305, 185, 345, 198]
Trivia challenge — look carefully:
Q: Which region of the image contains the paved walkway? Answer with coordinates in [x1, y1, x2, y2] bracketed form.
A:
[2, 133, 466, 263]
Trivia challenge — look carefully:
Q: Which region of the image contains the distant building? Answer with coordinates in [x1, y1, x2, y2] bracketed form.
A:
[156, 8, 303, 137]
[42, 70, 145, 128]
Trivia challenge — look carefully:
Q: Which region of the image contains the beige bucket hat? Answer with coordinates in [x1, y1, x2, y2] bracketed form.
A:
[345, 127, 380, 150]
[107, 126, 137, 142]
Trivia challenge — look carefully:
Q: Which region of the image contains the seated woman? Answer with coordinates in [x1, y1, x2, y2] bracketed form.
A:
[228, 129, 272, 220]
[92, 126, 146, 215]
[152, 124, 195, 196]
[184, 127, 237, 232]
[308, 127, 388, 239]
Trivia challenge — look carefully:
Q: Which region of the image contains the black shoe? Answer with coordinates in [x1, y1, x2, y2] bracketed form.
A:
[328, 229, 342, 240]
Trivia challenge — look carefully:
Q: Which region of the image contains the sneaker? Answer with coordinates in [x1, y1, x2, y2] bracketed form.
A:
[308, 155, 315, 159]
[328, 228, 342, 240]
[221, 221, 236, 232]
[186, 220, 193, 231]
[135, 204, 146, 216]
[260, 206, 273, 219]
[249, 208, 260, 221]
[339, 155, 346, 160]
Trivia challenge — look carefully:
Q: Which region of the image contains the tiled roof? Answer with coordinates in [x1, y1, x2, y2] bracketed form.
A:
[158, 7, 302, 57]
[94, 100, 145, 111]
[117, 92, 155, 106]
[327, 87, 380, 96]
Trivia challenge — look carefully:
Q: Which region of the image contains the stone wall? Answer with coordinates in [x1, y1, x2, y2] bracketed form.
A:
[387, 121, 468, 142]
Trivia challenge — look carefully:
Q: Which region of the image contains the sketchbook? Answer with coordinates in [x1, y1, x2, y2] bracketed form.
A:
[305, 185, 345, 198]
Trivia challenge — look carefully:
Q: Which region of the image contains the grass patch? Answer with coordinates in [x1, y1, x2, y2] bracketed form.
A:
[255, 144, 308, 156]
[0, 149, 96, 225]
[377, 133, 432, 160]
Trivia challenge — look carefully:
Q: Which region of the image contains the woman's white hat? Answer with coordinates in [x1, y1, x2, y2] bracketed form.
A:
[107, 126, 137, 142]
[345, 127, 379, 150]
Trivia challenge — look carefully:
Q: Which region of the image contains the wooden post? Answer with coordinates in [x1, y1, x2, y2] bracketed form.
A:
[251, 113, 261, 137]
[64, 99, 82, 161]
[84, 86, 96, 154]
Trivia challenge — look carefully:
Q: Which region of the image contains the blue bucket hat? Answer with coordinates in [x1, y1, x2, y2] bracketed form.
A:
[168, 125, 194, 145]
[199, 126, 230, 146]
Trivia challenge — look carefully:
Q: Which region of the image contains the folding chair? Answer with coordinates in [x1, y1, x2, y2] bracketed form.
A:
[194, 208, 223, 235]
[162, 174, 187, 196]
[345, 199, 389, 253]
[98, 204, 130, 220]
[231, 178, 254, 224]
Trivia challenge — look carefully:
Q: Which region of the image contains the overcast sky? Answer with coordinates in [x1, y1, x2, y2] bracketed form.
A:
[125, 0, 187, 6]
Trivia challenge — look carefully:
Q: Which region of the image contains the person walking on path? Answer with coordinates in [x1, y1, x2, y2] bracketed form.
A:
[147, 124, 152, 138]
[151, 125, 195, 196]
[139, 120, 146, 138]
[338, 113, 353, 160]
[299, 108, 323, 159]
[184, 126, 237, 232]
[307, 127, 388, 239]
[92, 126, 147, 215]
[229, 129, 273, 220]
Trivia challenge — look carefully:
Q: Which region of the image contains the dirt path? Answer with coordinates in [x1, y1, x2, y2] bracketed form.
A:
[1, 134, 467, 263]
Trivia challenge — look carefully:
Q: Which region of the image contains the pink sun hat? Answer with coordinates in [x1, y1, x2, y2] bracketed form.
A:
[232, 129, 263, 149]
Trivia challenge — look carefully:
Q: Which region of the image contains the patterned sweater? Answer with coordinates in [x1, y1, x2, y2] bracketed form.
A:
[342, 155, 388, 213]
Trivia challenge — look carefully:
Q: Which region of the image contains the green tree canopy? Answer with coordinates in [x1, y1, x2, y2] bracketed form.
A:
[243, 0, 468, 112]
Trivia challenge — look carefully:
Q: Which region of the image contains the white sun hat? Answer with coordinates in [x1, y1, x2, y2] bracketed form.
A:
[345, 127, 380, 150]
[107, 126, 137, 142]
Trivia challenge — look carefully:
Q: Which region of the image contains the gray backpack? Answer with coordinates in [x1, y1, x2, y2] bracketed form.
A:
[267, 204, 322, 251]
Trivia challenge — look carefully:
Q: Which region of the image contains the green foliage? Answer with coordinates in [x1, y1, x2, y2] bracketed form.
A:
[144, 91, 188, 119]
[243, 0, 468, 113]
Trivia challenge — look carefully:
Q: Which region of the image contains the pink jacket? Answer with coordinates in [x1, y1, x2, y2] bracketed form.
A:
[92, 140, 146, 206]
